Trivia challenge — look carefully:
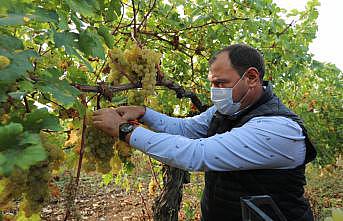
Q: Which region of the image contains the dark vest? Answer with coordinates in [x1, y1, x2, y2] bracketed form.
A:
[201, 82, 316, 221]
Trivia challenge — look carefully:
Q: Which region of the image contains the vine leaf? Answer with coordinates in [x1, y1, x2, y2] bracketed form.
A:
[0, 49, 38, 83]
[22, 108, 62, 133]
[0, 123, 47, 176]
[79, 29, 105, 59]
[0, 34, 24, 51]
[104, 0, 122, 21]
[65, 0, 99, 17]
[36, 68, 80, 108]
[0, 8, 58, 26]
[53, 31, 93, 71]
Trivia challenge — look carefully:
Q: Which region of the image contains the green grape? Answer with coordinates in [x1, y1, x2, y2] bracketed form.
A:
[114, 140, 132, 159]
[85, 118, 115, 174]
[22, 163, 50, 217]
[0, 169, 27, 208]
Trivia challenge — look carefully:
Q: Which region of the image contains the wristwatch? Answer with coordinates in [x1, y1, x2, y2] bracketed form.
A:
[119, 122, 135, 141]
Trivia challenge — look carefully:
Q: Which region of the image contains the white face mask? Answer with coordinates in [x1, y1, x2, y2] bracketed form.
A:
[210, 72, 247, 115]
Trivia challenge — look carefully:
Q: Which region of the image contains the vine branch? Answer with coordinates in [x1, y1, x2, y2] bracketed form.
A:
[137, 0, 157, 31]
[23, 96, 30, 113]
[73, 77, 207, 112]
[64, 96, 87, 221]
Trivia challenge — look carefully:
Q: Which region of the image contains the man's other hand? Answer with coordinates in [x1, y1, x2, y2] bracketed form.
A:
[93, 108, 126, 138]
[115, 106, 146, 121]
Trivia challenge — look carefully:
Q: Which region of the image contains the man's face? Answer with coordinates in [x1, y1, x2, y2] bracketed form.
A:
[208, 52, 248, 102]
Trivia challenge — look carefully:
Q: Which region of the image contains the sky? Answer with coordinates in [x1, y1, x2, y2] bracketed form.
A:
[274, 0, 343, 70]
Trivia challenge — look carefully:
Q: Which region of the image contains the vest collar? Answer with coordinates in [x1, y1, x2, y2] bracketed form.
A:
[215, 81, 274, 121]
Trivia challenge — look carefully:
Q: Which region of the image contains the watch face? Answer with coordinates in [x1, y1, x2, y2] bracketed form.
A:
[120, 123, 134, 132]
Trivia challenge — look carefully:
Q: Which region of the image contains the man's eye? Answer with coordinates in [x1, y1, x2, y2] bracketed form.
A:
[212, 82, 222, 88]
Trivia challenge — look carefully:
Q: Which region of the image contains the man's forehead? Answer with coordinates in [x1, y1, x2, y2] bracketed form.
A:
[209, 53, 232, 71]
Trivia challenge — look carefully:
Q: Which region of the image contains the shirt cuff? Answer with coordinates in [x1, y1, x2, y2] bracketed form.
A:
[129, 126, 154, 152]
[140, 107, 165, 126]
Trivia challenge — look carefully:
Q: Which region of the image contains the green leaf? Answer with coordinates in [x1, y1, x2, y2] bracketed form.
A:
[65, 0, 96, 17]
[97, 26, 114, 49]
[0, 123, 23, 150]
[54, 31, 79, 50]
[105, 0, 121, 21]
[33, 7, 59, 23]
[22, 108, 62, 133]
[111, 96, 127, 105]
[110, 0, 122, 17]
[73, 99, 86, 118]
[53, 31, 94, 71]
[0, 34, 24, 51]
[102, 173, 113, 186]
[0, 14, 29, 26]
[8, 91, 26, 100]
[57, 9, 68, 30]
[0, 9, 57, 26]
[0, 49, 38, 83]
[71, 13, 82, 30]
[79, 29, 105, 59]
[18, 80, 34, 92]
[0, 123, 47, 176]
[36, 68, 80, 107]
[66, 66, 89, 84]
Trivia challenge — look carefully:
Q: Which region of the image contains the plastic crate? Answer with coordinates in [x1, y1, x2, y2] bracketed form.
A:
[240, 195, 287, 221]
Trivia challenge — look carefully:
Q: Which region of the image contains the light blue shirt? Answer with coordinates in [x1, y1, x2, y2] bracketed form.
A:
[129, 106, 306, 172]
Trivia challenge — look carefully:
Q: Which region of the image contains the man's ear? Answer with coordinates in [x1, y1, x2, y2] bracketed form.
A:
[246, 67, 261, 87]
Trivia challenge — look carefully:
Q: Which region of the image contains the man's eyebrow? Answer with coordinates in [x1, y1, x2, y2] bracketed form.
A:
[213, 78, 229, 83]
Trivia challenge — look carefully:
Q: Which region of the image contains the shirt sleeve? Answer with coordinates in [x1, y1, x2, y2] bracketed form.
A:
[129, 116, 306, 171]
[140, 106, 217, 139]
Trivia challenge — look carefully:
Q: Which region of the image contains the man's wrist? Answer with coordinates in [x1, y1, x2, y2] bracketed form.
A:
[137, 106, 146, 120]
[124, 125, 138, 143]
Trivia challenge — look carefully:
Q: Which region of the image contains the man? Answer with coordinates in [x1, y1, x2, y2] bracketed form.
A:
[93, 44, 316, 220]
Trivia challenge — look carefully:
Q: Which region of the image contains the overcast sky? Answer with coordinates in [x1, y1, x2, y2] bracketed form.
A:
[274, 0, 343, 70]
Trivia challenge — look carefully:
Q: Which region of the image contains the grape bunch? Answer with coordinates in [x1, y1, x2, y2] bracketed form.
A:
[108, 48, 126, 85]
[21, 163, 51, 217]
[108, 44, 162, 105]
[0, 169, 27, 209]
[22, 132, 65, 217]
[114, 140, 132, 160]
[0, 132, 65, 218]
[84, 118, 115, 174]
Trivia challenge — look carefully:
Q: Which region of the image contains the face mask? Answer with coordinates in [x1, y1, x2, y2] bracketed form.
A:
[210, 72, 247, 115]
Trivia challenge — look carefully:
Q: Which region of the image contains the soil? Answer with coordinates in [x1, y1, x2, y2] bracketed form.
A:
[39, 174, 202, 221]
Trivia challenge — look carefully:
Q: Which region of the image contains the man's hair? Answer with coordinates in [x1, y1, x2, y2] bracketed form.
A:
[209, 44, 265, 80]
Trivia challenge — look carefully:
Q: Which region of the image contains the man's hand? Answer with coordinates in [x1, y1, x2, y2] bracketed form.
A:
[115, 106, 146, 121]
[92, 108, 126, 138]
